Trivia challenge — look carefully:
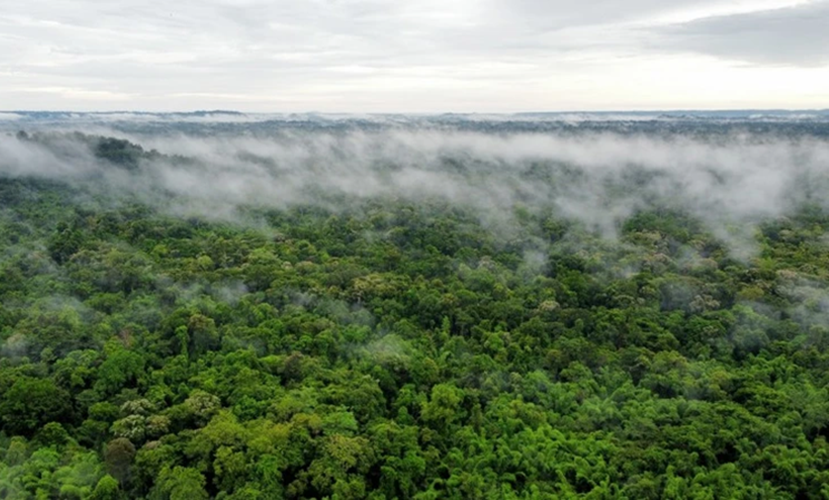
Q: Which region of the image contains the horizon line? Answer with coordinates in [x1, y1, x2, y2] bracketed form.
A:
[2, 108, 829, 115]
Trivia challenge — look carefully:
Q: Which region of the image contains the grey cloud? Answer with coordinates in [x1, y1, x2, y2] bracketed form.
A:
[654, 1, 829, 66]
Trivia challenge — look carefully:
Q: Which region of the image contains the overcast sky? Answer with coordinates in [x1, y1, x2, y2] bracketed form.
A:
[1, 0, 828, 112]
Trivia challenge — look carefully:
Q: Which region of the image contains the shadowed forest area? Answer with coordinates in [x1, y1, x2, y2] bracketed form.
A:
[2, 121, 829, 499]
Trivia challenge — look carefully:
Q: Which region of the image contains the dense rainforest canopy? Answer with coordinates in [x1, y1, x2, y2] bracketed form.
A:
[2, 121, 829, 499]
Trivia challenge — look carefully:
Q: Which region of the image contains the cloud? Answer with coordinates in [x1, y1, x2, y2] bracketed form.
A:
[493, 0, 717, 28]
[2, 0, 827, 111]
[654, 1, 829, 66]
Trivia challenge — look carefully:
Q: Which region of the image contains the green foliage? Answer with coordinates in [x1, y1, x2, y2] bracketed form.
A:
[0, 378, 72, 436]
[1, 167, 829, 498]
[90, 475, 123, 500]
[159, 466, 208, 500]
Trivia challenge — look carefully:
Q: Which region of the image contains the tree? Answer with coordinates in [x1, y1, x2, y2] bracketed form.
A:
[104, 438, 136, 484]
[159, 466, 209, 500]
[0, 377, 72, 436]
[90, 475, 123, 500]
[420, 383, 463, 432]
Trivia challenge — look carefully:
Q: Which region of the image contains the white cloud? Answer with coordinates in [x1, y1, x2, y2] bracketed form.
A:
[0, 0, 827, 111]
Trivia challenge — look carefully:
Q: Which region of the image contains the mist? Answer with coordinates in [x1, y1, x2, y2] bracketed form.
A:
[2, 123, 829, 258]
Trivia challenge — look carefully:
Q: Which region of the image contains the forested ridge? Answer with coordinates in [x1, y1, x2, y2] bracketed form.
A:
[2, 130, 829, 499]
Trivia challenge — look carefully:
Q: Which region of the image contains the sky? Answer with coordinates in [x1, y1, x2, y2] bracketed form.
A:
[1, 0, 828, 112]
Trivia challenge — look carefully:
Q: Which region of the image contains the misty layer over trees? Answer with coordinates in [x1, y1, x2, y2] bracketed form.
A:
[2, 117, 829, 499]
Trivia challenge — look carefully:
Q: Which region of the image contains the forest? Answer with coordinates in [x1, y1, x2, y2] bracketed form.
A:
[2, 118, 829, 499]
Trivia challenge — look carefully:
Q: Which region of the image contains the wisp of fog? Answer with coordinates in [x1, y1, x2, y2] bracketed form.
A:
[1, 123, 828, 258]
